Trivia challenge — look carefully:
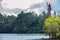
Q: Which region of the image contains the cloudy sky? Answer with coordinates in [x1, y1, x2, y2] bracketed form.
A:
[0, 0, 59, 16]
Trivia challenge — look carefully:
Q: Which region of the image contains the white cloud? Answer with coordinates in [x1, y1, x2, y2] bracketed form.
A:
[33, 7, 44, 16]
[0, 0, 57, 16]
[2, 12, 17, 16]
[45, 0, 57, 4]
[1, 0, 44, 9]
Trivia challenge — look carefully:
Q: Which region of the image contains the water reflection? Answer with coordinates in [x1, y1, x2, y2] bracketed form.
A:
[0, 34, 49, 40]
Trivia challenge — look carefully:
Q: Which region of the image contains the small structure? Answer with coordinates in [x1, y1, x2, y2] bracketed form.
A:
[47, 3, 52, 16]
[47, 3, 52, 13]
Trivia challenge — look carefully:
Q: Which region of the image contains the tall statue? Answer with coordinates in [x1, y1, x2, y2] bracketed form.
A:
[47, 3, 52, 13]
[47, 3, 52, 17]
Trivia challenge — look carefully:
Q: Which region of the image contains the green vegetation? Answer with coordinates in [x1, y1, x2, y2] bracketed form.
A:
[0, 10, 60, 38]
[44, 17, 60, 38]
[0, 11, 47, 33]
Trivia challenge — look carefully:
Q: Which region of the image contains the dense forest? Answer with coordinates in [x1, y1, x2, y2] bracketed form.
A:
[0, 10, 60, 39]
[0, 11, 48, 33]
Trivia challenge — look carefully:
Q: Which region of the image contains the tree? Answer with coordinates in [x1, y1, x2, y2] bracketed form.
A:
[0, 13, 4, 32]
[0, 13, 4, 23]
[54, 11, 56, 17]
[12, 11, 38, 33]
[38, 11, 47, 33]
[44, 17, 60, 38]
[3, 15, 16, 33]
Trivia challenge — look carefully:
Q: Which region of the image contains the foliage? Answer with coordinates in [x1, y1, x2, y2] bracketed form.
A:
[0, 11, 47, 33]
[44, 16, 60, 38]
[0, 13, 16, 33]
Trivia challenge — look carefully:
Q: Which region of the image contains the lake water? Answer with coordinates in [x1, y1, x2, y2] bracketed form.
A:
[0, 34, 49, 40]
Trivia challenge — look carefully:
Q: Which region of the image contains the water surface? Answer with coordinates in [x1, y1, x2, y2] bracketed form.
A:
[0, 34, 49, 40]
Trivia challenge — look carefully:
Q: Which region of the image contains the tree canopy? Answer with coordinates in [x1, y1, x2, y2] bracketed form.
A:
[44, 17, 60, 38]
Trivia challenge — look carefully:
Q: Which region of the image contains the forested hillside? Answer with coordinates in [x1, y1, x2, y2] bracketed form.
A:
[0, 11, 48, 33]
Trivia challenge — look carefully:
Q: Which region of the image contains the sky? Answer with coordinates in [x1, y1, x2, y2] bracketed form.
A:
[50, 0, 60, 11]
[0, 0, 60, 16]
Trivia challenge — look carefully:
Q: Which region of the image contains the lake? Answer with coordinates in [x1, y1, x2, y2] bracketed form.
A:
[0, 34, 49, 40]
